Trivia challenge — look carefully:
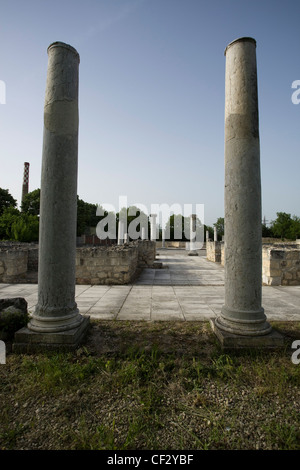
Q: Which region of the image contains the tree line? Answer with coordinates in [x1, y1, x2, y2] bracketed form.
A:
[0, 188, 299, 243]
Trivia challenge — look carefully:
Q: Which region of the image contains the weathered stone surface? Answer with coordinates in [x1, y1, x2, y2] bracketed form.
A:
[75, 241, 156, 285]
[262, 246, 300, 286]
[213, 37, 275, 345]
[13, 317, 90, 353]
[13, 42, 89, 352]
[206, 241, 221, 263]
[210, 319, 285, 349]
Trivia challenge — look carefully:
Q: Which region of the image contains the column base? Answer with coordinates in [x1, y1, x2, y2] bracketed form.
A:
[188, 251, 198, 256]
[13, 316, 90, 353]
[210, 318, 284, 349]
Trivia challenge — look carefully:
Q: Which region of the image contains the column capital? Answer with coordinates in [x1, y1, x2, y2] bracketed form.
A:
[224, 37, 256, 56]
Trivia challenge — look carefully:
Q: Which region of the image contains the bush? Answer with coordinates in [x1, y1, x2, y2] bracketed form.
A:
[0, 303, 29, 341]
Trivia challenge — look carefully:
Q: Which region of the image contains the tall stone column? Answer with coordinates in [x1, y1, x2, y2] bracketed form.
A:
[211, 37, 282, 347]
[162, 228, 166, 248]
[188, 214, 198, 255]
[150, 214, 157, 241]
[14, 42, 89, 351]
[214, 226, 217, 242]
[118, 220, 125, 245]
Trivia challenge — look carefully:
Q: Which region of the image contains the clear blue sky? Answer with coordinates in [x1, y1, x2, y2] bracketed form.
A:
[0, 0, 299, 227]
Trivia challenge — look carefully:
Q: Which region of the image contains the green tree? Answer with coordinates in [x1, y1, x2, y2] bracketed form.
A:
[77, 197, 99, 236]
[213, 217, 224, 239]
[204, 225, 214, 241]
[262, 223, 274, 238]
[165, 214, 185, 241]
[21, 191, 102, 236]
[116, 206, 149, 241]
[290, 216, 300, 239]
[165, 214, 203, 241]
[21, 188, 40, 215]
[0, 188, 17, 216]
[271, 212, 295, 240]
[11, 214, 39, 242]
[0, 207, 20, 239]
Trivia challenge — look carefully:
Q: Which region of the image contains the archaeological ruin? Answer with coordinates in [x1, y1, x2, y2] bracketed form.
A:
[2, 37, 296, 351]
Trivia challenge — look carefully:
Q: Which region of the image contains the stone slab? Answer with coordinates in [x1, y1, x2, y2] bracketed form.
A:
[210, 318, 285, 349]
[12, 316, 90, 353]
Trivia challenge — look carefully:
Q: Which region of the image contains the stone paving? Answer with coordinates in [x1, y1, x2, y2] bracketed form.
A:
[0, 248, 299, 322]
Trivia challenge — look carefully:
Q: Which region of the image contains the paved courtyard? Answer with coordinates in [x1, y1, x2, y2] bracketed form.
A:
[0, 248, 299, 322]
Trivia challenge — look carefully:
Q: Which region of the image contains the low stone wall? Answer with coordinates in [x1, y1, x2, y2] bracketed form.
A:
[137, 240, 156, 267]
[0, 249, 28, 283]
[262, 245, 300, 286]
[156, 241, 187, 249]
[206, 241, 221, 263]
[0, 243, 39, 283]
[207, 240, 300, 286]
[76, 240, 156, 285]
[75, 245, 138, 285]
[0, 240, 156, 285]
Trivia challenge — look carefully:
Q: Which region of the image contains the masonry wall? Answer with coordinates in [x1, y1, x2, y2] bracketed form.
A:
[76, 240, 156, 285]
[0, 240, 156, 285]
[0, 242, 39, 283]
[206, 241, 222, 263]
[0, 249, 28, 282]
[262, 245, 300, 286]
[207, 240, 300, 286]
[156, 241, 187, 249]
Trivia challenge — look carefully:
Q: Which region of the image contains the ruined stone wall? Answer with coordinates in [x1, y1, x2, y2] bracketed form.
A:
[76, 240, 156, 285]
[137, 240, 156, 267]
[0, 249, 28, 283]
[262, 245, 300, 286]
[156, 241, 187, 249]
[206, 241, 221, 263]
[0, 241, 156, 285]
[75, 245, 138, 285]
[208, 240, 300, 286]
[0, 243, 39, 283]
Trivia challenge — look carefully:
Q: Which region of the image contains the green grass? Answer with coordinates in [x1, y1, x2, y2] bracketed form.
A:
[1, 320, 300, 450]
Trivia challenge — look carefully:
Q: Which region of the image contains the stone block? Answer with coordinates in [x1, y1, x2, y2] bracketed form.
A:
[13, 316, 90, 353]
[286, 251, 300, 260]
[269, 260, 280, 269]
[210, 318, 285, 349]
[270, 250, 285, 259]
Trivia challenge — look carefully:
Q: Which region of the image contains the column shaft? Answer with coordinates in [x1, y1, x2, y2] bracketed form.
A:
[29, 42, 84, 333]
[216, 37, 271, 336]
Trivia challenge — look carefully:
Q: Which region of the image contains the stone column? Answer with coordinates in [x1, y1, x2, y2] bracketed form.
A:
[211, 37, 282, 347]
[14, 42, 89, 351]
[150, 214, 157, 241]
[188, 214, 198, 255]
[118, 220, 124, 245]
[162, 229, 166, 248]
[206, 230, 209, 242]
[214, 226, 217, 242]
